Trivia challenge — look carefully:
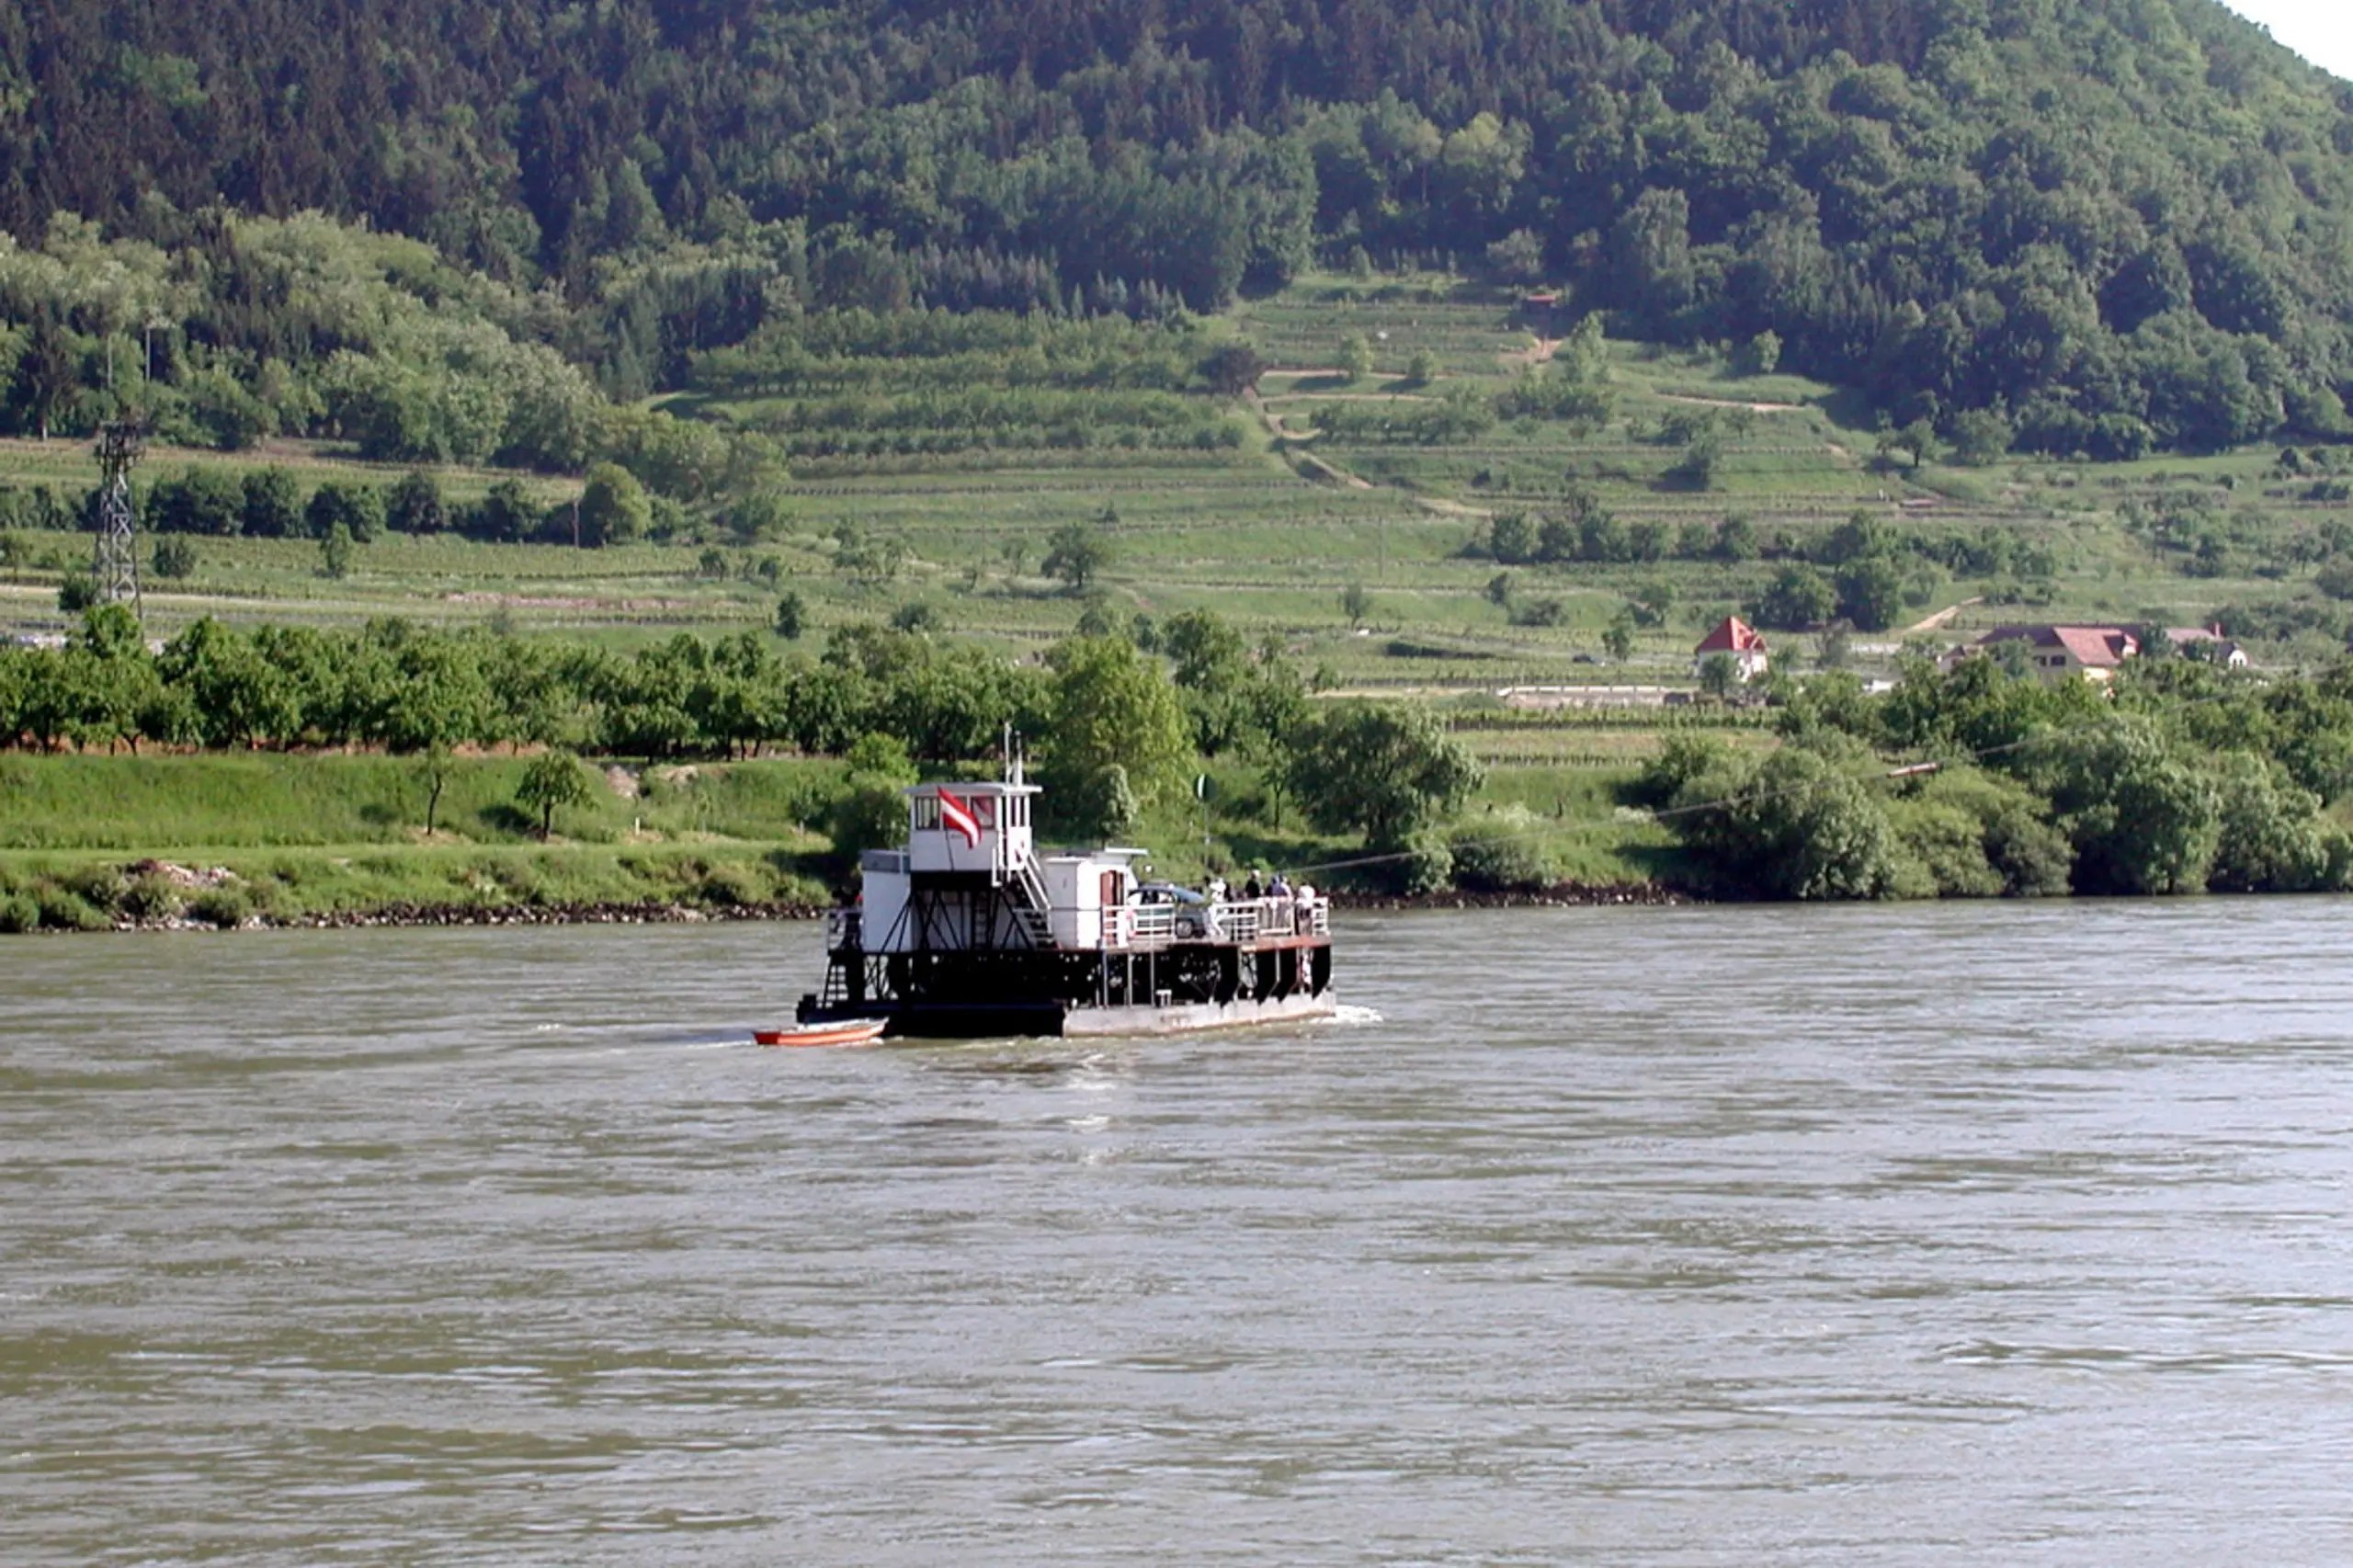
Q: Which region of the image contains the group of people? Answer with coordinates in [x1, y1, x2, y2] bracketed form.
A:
[1205, 870, 1310, 905]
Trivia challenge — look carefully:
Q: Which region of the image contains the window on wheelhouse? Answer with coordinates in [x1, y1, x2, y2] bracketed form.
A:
[913, 796, 940, 831]
[972, 796, 997, 829]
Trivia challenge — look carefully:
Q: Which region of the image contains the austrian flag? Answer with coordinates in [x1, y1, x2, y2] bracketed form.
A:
[938, 789, 982, 847]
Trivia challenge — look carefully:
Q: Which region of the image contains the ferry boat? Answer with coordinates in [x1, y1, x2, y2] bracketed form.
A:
[797, 755, 1335, 1039]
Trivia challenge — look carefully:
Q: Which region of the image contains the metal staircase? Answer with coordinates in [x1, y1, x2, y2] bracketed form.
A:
[1008, 857, 1055, 949]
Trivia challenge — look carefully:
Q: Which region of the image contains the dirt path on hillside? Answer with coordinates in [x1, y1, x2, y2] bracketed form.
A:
[1658, 393, 1806, 414]
[1261, 391, 1435, 403]
[1501, 336, 1560, 371]
[1903, 597, 1984, 635]
[1246, 387, 1375, 489]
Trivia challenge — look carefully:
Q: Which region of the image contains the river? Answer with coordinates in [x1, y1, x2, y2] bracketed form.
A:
[5, 903, 2352, 1565]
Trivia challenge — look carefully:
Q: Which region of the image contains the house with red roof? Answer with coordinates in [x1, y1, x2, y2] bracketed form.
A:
[1972, 625, 2139, 683]
[1693, 616, 1769, 683]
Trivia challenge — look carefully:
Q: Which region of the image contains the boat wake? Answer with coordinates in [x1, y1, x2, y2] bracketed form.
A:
[1324, 1004, 1385, 1028]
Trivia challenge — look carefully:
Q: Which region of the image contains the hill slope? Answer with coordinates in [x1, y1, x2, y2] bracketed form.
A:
[4, 0, 2352, 451]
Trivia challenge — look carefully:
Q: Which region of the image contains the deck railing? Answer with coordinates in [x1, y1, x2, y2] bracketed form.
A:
[1128, 895, 1328, 950]
[835, 894, 1327, 955]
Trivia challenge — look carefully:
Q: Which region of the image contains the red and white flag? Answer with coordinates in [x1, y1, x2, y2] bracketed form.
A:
[938, 789, 981, 847]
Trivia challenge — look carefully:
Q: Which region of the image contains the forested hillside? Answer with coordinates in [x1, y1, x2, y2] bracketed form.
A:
[5, 0, 2353, 456]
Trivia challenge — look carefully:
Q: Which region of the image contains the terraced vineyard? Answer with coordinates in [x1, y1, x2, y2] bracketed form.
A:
[6, 271, 2351, 688]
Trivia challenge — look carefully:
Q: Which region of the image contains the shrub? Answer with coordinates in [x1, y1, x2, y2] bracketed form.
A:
[305, 482, 386, 543]
[152, 536, 199, 579]
[35, 886, 109, 931]
[118, 870, 186, 924]
[188, 883, 256, 928]
[1985, 807, 2074, 897]
[1396, 830, 1454, 895]
[0, 892, 40, 933]
[1449, 817, 1553, 892]
[61, 863, 124, 906]
[693, 862, 770, 908]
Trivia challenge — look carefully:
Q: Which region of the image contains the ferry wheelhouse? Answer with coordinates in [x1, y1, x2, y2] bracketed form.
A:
[798, 758, 1335, 1038]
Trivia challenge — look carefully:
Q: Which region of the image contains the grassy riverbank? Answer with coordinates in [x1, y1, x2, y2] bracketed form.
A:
[0, 752, 1677, 931]
[0, 753, 839, 931]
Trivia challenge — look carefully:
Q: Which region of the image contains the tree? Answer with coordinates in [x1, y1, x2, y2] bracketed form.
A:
[1340, 582, 1372, 628]
[152, 536, 198, 580]
[1484, 227, 1547, 282]
[12, 307, 75, 441]
[1835, 558, 1906, 633]
[773, 591, 806, 641]
[1667, 738, 1905, 901]
[1285, 701, 1483, 852]
[1900, 418, 1940, 471]
[1603, 610, 1635, 663]
[577, 461, 650, 548]
[387, 470, 448, 534]
[1040, 521, 1108, 594]
[1698, 653, 1739, 699]
[1338, 333, 1375, 382]
[516, 748, 594, 840]
[829, 733, 918, 858]
[305, 482, 385, 543]
[1945, 408, 2015, 467]
[319, 523, 356, 580]
[239, 469, 302, 539]
[2043, 720, 2218, 895]
[2208, 755, 2331, 893]
[151, 468, 242, 536]
[381, 636, 490, 752]
[473, 479, 538, 543]
[1667, 433, 1722, 490]
[1753, 565, 1836, 631]
[1041, 636, 1191, 835]
[1199, 343, 1267, 397]
[416, 743, 454, 836]
[1713, 515, 1759, 562]
[1404, 348, 1438, 385]
[1488, 511, 1535, 564]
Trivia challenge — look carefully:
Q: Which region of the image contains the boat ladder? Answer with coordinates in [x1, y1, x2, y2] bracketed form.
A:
[1008, 856, 1055, 949]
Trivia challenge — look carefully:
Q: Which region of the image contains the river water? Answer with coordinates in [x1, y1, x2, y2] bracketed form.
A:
[5, 903, 2353, 1565]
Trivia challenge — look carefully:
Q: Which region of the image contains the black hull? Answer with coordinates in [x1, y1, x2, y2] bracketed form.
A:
[799, 938, 1334, 1040]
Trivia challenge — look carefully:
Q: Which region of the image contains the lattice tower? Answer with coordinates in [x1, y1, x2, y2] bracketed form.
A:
[93, 423, 144, 619]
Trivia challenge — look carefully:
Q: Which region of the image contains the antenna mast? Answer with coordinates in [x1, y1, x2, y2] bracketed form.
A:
[93, 422, 145, 619]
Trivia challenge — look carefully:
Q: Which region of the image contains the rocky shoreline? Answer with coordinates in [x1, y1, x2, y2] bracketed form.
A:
[1327, 881, 1690, 912]
[17, 881, 1690, 936]
[91, 900, 830, 933]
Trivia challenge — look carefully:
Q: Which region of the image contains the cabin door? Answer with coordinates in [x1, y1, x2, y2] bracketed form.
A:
[1101, 869, 1126, 948]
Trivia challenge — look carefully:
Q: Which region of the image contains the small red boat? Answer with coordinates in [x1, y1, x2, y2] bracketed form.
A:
[754, 1017, 889, 1048]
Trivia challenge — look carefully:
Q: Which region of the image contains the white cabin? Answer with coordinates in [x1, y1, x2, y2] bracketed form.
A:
[847, 769, 1325, 959]
[858, 778, 1054, 955]
[1040, 850, 1144, 949]
[904, 779, 1039, 876]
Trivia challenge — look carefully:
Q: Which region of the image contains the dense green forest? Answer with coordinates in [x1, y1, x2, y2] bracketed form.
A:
[5, 0, 2353, 460]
